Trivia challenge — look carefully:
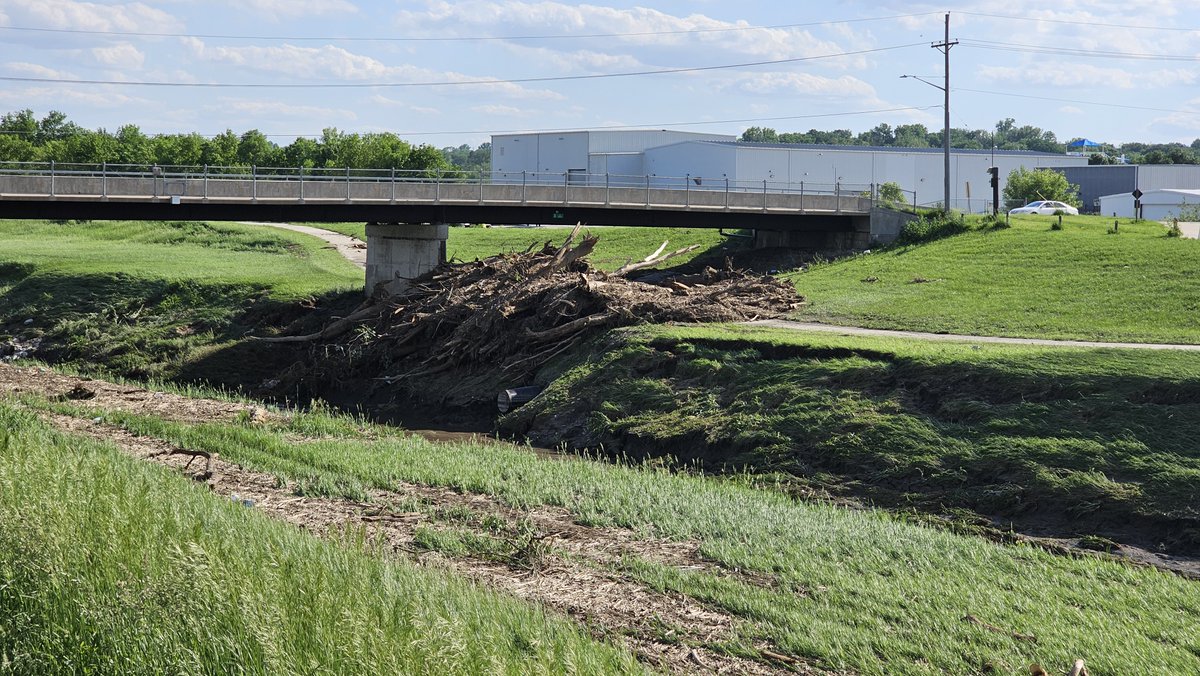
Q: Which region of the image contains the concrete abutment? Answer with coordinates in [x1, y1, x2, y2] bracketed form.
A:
[364, 223, 448, 296]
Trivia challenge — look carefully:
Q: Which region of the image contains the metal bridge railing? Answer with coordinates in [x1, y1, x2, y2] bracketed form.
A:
[0, 162, 881, 214]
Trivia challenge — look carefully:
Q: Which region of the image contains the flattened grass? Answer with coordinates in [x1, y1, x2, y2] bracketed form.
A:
[0, 404, 641, 674]
[790, 215, 1200, 343]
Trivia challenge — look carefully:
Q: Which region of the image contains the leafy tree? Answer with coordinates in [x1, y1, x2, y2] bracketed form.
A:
[360, 132, 412, 170]
[283, 136, 320, 168]
[401, 144, 449, 176]
[36, 111, 81, 145]
[877, 181, 907, 204]
[1003, 167, 1081, 207]
[1088, 153, 1115, 165]
[115, 125, 154, 166]
[237, 129, 279, 167]
[202, 130, 240, 167]
[153, 133, 205, 167]
[894, 124, 931, 148]
[739, 126, 779, 143]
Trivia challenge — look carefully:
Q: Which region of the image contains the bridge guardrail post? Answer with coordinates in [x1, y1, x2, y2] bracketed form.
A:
[390, 167, 395, 203]
[101, 162, 107, 201]
[345, 166, 351, 202]
[480, 172, 485, 204]
[685, 175, 690, 208]
[645, 175, 650, 207]
[49, 160, 55, 199]
[762, 179, 767, 212]
[724, 177, 729, 210]
[435, 168, 441, 204]
[521, 170, 527, 204]
[299, 166, 305, 202]
[203, 165, 209, 201]
[563, 171, 569, 206]
[800, 181, 805, 214]
[605, 173, 609, 206]
[252, 165, 258, 202]
[836, 182, 841, 214]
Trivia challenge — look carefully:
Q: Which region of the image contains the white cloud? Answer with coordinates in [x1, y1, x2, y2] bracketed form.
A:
[228, 0, 358, 19]
[727, 72, 878, 98]
[92, 42, 144, 69]
[394, 1, 862, 65]
[4, 61, 77, 79]
[369, 95, 440, 116]
[4, 0, 180, 32]
[501, 44, 643, 72]
[978, 63, 1197, 89]
[216, 99, 359, 121]
[0, 85, 144, 107]
[182, 38, 565, 100]
[471, 104, 527, 116]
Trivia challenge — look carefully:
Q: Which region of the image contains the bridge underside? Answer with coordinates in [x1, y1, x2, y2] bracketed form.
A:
[0, 198, 862, 233]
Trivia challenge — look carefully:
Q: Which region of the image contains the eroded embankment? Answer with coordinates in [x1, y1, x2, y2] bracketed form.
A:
[501, 327, 1200, 570]
[0, 364, 816, 676]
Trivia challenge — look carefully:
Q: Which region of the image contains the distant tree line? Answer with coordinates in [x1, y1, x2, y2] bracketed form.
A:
[0, 109, 491, 175]
[740, 118, 1200, 165]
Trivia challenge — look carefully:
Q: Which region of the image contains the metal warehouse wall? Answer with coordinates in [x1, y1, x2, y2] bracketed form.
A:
[646, 142, 1085, 211]
[1055, 166, 1136, 213]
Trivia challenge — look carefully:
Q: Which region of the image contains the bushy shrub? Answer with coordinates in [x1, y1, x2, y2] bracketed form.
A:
[894, 211, 969, 246]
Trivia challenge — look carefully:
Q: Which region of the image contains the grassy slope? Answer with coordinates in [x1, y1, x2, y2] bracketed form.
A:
[790, 215, 1200, 343]
[26, 393, 1200, 674]
[0, 220, 362, 381]
[316, 223, 745, 272]
[503, 325, 1200, 554]
[0, 405, 639, 674]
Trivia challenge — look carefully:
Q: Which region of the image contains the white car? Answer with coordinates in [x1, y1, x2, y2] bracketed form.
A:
[1008, 200, 1079, 216]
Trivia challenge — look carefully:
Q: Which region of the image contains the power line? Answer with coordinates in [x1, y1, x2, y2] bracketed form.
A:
[961, 38, 1200, 62]
[0, 105, 940, 139]
[959, 87, 1200, 116]
[0, 11, 942, 43]
[960, 10, 1200, 33]
[0, 43, 923, 89]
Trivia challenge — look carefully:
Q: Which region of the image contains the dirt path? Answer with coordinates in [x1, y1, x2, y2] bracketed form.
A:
[0, 364, 816, 675]
[749, 319, 1200, 351]
[240, 221, 366, 269]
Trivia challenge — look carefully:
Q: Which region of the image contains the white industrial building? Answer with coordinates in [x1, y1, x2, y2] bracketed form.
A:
[490, 129, 735, 183]
[491, 129, 1088, 213]
[1099, 189, 1200, 220]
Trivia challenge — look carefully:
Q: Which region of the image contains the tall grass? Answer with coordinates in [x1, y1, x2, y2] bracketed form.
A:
[0, 405, 640, 674]
[37, 396, 1200, 674]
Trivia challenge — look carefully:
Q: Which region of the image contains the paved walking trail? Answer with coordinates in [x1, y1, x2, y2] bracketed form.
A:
[246, 221, 1200, 351]
[241, 221, 366, 269]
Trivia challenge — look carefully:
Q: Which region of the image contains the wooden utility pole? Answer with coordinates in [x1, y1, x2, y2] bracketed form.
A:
[933, 13, 958, 214]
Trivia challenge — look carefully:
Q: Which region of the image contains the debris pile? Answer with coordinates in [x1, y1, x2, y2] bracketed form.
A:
[262, 226, 803, 405]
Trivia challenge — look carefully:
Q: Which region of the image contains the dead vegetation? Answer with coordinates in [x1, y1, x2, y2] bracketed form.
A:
[258, 225, 803, 405]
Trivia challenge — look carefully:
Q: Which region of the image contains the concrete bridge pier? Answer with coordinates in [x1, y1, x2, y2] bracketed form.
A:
[364, 223, 448, 296]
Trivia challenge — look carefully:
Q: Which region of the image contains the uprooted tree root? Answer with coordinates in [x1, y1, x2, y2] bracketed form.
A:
[257, 225, 804, 405]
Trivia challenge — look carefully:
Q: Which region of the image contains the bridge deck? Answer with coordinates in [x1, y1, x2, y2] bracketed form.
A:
[0, 167, 875, 230]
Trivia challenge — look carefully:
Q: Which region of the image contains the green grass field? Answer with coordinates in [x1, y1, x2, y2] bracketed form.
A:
[504, 324, 1200, 555]
[315, 222, 746, 272]
[790, 214, 1200, 343]
[18, 388, 1200, 674]
[0, 405, 641, 674]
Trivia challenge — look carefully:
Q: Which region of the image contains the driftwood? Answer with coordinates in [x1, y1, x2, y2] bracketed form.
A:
[612, 242, 701, 277]
[263, 226, 803, 405]
[152, 448, 216, 481]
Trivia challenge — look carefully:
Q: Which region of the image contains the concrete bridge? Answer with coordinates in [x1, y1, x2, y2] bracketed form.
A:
[0, 162, 912, 292]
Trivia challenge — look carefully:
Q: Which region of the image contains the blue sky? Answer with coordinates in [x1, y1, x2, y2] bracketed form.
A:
[2, 0, 1198, 148]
